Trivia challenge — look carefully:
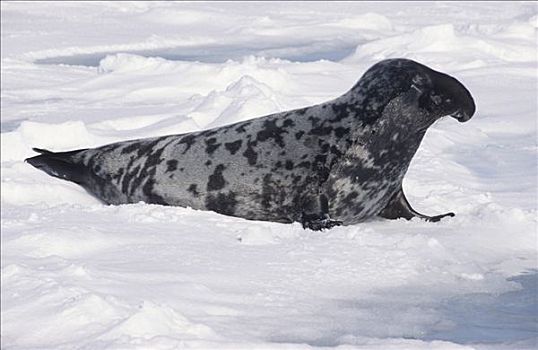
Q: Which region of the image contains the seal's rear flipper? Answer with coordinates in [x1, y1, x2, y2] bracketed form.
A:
[379, 186, 455, 222]
[25, 147, 89, 185]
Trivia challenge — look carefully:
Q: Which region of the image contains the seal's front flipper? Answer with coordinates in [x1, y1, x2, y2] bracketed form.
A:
[422, 212, 455, 222]
[301, 213, 342, 231]
[379, 186, 454, 222]
[301, 193, 342, 230]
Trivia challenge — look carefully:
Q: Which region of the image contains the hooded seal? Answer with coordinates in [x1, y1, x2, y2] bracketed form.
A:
[26, 58, 475, 230]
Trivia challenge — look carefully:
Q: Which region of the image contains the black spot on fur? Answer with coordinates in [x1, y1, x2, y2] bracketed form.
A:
[308, 115, 321, 128]
[122, 164, 140, 194]
[188, 184, 199, 197]
[142, 178, 167, 205]
[201, 129, 218, 137]
[206, 192, 237, 216]
[297, 161, 311, 169]
[314, 154, 327, 164]
[256, 119, 287, 148]
[330, 145, 343, 157]
[334, 207, 344, 217]
[342, 191, 358, 207]
[144, 149, 164, 170]
[285, 160, 294, 170]
[205, 138, 221, 155]
[334, 127, 350, 138]
[205, 160, 212, 166]
[135, 139, 162, 160]
[112, 168, 124, 184]
[330, 103, 350, 123]
[166, 160, 178, 173]
[224, 140, 242, 155]
[235, 121, 251, 133]
[310, 123, 333, 136]
[295, 131, 305, 140]
[243, 140, 258, 165]
[116, 139, 173, 200]
[340, 164, 379, 184]
[319, 141, 330, 154]
[179, 134, 196, 154]
[338, 191, 364, 216]
[129, 167, 153, 197]
[207, 164, 226, 191]
[121, 143, 139, 155]
[283, 119, 295, 128]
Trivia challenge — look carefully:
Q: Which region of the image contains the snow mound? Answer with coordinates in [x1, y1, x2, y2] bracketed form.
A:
[345, 23, 537, 68]
[1, 120, 105, 162]
[190, 74, 283, 128]
[102, 301, 216, 340]
[98, 53, 180, 74]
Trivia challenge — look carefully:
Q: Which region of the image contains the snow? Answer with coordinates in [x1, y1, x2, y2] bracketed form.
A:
[1, 1, 537, 349]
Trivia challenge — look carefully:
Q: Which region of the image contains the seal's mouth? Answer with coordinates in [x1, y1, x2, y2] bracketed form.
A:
[450, 109, 472, 123]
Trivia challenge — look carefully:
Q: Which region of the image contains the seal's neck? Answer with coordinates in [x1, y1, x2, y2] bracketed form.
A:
[359, 93, 434, 179]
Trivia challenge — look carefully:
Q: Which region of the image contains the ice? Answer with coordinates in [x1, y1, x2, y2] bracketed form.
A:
[1, 2, 537, 349]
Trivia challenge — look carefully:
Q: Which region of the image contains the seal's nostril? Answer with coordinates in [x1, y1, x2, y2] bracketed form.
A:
[456, 111, 471, 123]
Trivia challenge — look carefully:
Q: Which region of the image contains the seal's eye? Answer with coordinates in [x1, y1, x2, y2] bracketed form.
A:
[431, 93, 442, 106]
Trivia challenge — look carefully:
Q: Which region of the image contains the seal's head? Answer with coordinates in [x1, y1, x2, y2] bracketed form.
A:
[414, 64, 476, 123]
[352, 58, 476, 127]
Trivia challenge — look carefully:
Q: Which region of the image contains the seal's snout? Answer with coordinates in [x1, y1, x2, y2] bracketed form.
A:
[452, 92, 475, 123]
[460, 89, 476, 122]
[430, 68, 475, 123]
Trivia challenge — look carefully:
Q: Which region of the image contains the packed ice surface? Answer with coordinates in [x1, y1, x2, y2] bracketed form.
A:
[1, 2, 537, 349]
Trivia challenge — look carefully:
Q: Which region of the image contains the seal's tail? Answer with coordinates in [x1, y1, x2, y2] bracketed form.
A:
[25, 147, 89, 184]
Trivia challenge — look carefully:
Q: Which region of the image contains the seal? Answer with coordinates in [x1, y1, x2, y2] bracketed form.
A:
[26, 58, 475, 230]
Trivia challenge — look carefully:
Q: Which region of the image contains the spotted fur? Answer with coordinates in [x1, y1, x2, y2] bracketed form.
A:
[26, 59, 475, 226]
